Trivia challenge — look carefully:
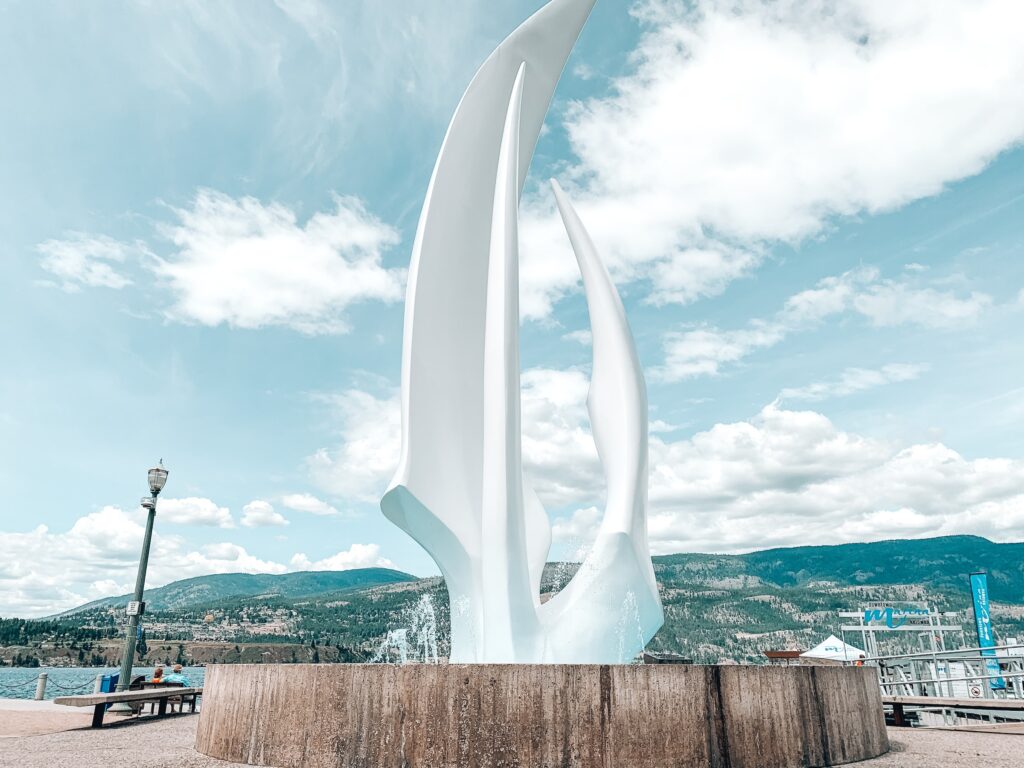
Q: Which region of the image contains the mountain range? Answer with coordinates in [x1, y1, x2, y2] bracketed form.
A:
[59, 567, 414, 615]
[16, 535, 1023, 666]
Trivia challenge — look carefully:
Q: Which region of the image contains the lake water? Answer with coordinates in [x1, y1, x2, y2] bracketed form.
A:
[0, 666, 206, 700]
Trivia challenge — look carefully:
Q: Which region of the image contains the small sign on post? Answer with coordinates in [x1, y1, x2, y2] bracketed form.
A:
[125, 601, 145, 616]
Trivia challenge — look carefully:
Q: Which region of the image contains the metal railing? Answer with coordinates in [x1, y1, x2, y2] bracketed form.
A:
[871, 643, 1024, 662]
[866, 644, 1024, 702]
[879, 670, 1024, 688]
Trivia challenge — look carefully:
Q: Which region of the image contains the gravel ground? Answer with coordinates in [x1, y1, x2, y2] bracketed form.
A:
[0, 718, 1018, 768]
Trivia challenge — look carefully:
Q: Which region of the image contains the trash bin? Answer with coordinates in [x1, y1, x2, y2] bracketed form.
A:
[100, 673, 119, 709]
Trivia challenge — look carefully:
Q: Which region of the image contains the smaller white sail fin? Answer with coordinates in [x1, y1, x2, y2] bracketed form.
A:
[538, 181, 664, 663]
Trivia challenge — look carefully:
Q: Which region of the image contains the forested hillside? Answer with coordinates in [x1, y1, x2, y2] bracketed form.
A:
[4, 536, 1021, 666]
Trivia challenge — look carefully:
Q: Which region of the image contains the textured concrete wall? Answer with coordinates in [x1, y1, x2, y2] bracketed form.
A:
[195, 663, 888, 768]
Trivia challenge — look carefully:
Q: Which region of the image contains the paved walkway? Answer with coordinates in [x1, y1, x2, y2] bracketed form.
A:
[877, 728, 1022, 767]
[0, 699, 92, 738]
[0, 711, 237, 768]
[0, 715, 1018, 768]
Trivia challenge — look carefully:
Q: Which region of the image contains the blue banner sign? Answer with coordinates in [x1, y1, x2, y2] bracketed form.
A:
[862, 606, 930, 629]
[970, 572, 1006, 690]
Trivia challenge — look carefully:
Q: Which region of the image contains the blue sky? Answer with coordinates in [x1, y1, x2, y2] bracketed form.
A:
[2, 0, 1023, 616]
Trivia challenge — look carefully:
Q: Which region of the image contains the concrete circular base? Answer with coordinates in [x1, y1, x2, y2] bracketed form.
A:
[195, 663, 889, 768]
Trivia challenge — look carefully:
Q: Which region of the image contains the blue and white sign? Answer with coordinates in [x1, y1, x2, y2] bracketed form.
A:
[970, 572, 1006, 690]
[862, 606, 930, 629]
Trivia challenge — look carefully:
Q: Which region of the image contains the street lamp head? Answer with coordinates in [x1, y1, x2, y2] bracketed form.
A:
[148, 460, 169, 495]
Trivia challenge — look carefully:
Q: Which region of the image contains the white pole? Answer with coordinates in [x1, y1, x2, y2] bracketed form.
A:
[94, 674, 104, 694]
[34, 672, 48, 700]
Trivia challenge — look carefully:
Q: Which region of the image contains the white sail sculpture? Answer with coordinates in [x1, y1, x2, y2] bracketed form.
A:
[381, 0, 664, 663]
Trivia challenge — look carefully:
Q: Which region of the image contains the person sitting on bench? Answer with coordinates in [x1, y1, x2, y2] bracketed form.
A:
[162, 665, 191, 712]
[163, 665, 189, 686]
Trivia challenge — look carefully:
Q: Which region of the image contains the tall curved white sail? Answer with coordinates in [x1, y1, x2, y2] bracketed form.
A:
[381, 0, 663, 663]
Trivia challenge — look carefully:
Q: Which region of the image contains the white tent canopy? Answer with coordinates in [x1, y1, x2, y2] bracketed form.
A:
[800, 635, 866, 662]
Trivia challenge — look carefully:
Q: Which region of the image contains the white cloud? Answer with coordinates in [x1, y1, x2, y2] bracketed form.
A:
[551, 506, 601, 543]
[153, 189, 403, 334]
[649, 404, 893, 512]
[529, 384, 1024, 555]
[572, 63, 595, 81]
[0, 506, 283, 616]
[280, 493, 337, 517]
[646, 248, 761, 307]
[562, 329, 592, 346]
[0, 505, 402, 616]
[780, 268, 877, 325]
[289, 543, 394, 571]
[309, 388, 402, 502]
[520, 368, 602, 507]
[158, 497, 234, 528]
[518, 0, 1024, 318]
[36, 233, 138, 291]
[551, 400, 1024, 555]
[34, 188, 403, 334]
[656, 267, 990, 380]
[853, 285, 993, 328]
[241, 500, 289, 528]
[308, 370, 1024, 559]
[780, 363, 927, 402]
[659, 322, 786, 380]
[649, 419, 681, 434]
[187, 543, 288, 575]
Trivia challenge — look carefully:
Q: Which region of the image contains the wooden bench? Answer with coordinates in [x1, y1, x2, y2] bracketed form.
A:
[882, 695, 1024, 727]
[54, 687, 203, 728]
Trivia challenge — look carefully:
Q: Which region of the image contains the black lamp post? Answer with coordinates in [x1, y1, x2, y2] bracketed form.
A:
[114, 461, 168, 696]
